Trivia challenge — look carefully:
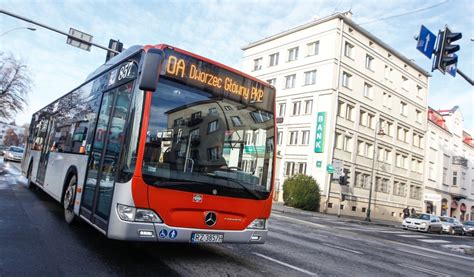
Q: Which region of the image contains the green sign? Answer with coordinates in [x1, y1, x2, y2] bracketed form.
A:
[314, 112, 326, 153]
[316, 161, 322, 168]
[326, 164, 334, 173]
[244, 145, 265, 154]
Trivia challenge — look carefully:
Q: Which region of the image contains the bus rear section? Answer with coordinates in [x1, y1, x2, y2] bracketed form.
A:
[105, 46, 276, 243]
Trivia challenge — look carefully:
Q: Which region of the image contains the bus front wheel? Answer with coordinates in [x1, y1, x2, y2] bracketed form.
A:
[63, 175, 77, 224]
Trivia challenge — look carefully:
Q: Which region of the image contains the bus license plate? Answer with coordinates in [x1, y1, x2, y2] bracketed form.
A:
[191, 233, 224, 243]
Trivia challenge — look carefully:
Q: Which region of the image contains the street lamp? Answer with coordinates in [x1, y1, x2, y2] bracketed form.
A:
[0, 26, 36, 37]
[365, 120, 385, 222]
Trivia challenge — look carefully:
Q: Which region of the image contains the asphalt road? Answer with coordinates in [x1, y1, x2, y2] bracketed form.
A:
[1, 159, 473, 276]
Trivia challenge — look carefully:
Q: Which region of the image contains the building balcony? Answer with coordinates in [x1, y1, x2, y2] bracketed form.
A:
[449, 186, 467, 199]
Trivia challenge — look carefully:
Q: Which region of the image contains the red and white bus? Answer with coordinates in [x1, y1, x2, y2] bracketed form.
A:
[21, 45, 276, 243]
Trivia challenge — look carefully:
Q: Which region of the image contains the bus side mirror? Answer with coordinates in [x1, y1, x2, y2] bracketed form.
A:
[138, 48, 164, 92]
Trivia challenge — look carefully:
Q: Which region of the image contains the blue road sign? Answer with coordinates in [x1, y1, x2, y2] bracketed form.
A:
[416, 25, 436, 59]
[169, 229, 178, 239]
[446, 54, 457, 77]
[159, 229, 168, 239]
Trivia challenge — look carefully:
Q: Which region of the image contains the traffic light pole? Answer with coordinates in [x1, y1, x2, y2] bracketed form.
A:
[0, 9, 119, 54]
[456, 68, 474, 86]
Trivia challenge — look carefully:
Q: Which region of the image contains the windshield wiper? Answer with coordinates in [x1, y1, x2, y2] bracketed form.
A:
[209, 174, 262, 200]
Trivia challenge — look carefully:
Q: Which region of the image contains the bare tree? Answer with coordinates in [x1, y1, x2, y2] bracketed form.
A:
[0, 52, 32, 120]
[3, 128, 19, 146]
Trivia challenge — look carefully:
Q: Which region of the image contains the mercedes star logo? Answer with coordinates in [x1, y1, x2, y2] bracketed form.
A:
[205, 212, 217, 227]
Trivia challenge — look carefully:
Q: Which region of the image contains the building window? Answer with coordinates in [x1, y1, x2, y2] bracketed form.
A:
[415, 109, 422, 123]
[402, 76, 408, 90]
[344, 42, 354, 58]
[410, 185, 421, 200]
[277, 131, 283, 145]
[342, 72, 352, 88]
[346, 104, 354, 121]
[357, 140, 373, 158]
[285, 162, 295, 176]
[297, 162, 307, 174]
[207, 147, 220, 161]
[301, 130, 310, 145]
[417, 85, 423, 98]
[304, 100, 313, 115]
[384, 65, 392, 80]
[400, 101, 407, 116]
[207, 120, 218, 133]
[292, 101, 301, 116]
[335, 132, 352, 151]
[231, 116, 243, 126]
[278, 103, 286, 117]
[442, 167, 448, 185]
[382, 92, 392, 109]
[288, 131, 298, 145]
[285, 74, 296, 89]
[208, 108, 218, 115]
[267, 78, 276, 86]
[355, 171, 370, 189]
[288, 47, 299, 61]
[269, 52, 279, 67]
[453, 172, 458, 186]
[304, 70, 317, 85]
[307, 41, 320, 56]
[337, 101, 345, 117]
[363, 83, 373, 99]
[365, 54, 374, 70]
[393, 181, 407, 196]
[375, 177, 390, 193]
[253, 58, 262, 71]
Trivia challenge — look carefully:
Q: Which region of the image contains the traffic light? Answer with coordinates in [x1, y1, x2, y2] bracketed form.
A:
[435, 26, 462, 73]
[106, 39, 124, 62]
[339, 175, 348, 186]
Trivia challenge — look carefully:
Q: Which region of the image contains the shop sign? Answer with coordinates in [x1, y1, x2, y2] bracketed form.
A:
[423, 193, 441, 202]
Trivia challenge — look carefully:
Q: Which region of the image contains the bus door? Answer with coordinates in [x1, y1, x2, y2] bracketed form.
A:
[80, 83, 132, 231]
[36, 118, 55, 185]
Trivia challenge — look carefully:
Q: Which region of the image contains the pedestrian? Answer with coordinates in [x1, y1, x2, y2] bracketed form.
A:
[411, 208, 416, 216]
[403, 207, 409, 219]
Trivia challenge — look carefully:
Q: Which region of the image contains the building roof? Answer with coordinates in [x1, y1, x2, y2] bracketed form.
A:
[242, 12, 430, 77]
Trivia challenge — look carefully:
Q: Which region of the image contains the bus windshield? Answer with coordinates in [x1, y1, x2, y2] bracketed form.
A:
[142, 79, 274, 200]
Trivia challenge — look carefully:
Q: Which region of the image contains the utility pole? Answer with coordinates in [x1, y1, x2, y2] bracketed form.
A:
[0, 9, 119, 55]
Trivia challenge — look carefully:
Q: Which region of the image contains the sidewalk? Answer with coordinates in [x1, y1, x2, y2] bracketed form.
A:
[271, 202, 402, 228]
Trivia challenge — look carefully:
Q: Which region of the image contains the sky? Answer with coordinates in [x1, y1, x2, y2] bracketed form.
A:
[1, 0, 473, 130]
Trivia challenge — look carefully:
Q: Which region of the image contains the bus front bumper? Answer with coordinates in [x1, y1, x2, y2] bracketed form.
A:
[107, 220, 267, 244]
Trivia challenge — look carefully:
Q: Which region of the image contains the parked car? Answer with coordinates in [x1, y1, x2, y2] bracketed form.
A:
[402, 213, 443, 233]
[462, 221, 474, 236]
[439, 216, 465, 235]
[3, 146, 24, 162]
[0, 145, 7, 156]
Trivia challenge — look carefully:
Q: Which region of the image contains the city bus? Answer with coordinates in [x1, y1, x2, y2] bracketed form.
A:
[21, 44, 276, 243]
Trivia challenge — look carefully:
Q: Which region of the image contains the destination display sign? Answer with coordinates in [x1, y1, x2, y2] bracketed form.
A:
[160, 48, 274, 111]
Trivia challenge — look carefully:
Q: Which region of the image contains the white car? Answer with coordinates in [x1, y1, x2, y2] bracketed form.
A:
[3, 146, 24, 162]
[402, 213, 443, 233]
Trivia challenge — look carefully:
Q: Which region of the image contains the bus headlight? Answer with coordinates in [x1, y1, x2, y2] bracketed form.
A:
[135, 209, 162, 223]
[117, 204, 162, 223]
[247, 218, 267, 230]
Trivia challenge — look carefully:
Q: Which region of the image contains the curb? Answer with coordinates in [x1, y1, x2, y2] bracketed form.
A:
[272, 204, 401, 228]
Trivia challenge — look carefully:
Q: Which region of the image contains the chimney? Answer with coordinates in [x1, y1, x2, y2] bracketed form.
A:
[342, 11, 353, 19]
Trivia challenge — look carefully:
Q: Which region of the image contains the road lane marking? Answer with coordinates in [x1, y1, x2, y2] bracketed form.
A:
[253, 252, 318, 276]
[418, 239, 450, 243]
[391, 241, 474, 261]
[395, 248, 439, 259]
[271, 213, 327, 228]
[398, 263, 450, 277]
[378, 231, 407, 234]
[397, 234, 429, 238]
[322, 243, 363, 255]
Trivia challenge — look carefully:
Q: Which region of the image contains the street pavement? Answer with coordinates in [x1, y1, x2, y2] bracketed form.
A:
[1, 159, 473, 276]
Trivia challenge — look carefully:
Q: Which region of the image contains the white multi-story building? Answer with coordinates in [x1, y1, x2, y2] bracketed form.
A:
[424, 107, 474, 221]
[241, 12, 430, 221]
[0, 122, 26, 146]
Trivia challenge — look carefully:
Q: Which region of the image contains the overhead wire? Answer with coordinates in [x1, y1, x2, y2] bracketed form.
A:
[359, 0, 450, 25]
